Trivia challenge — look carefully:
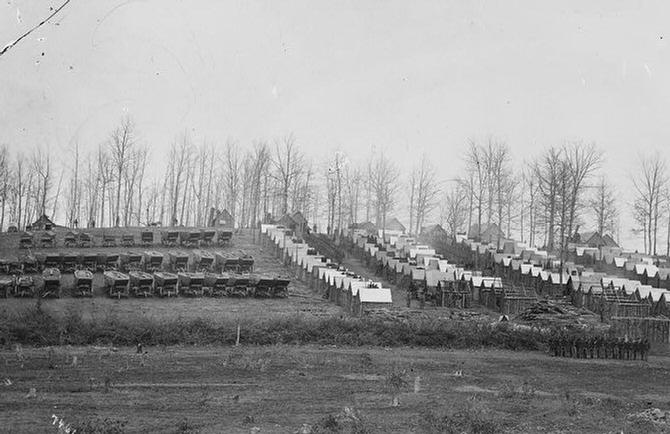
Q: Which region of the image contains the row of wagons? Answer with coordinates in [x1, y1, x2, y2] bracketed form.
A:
[18, 229, 234, 249]
[0, 269, 290, 299]
[1, 250, 254, 275]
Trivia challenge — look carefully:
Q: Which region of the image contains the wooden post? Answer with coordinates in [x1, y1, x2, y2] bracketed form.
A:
[235, 323, 241, 346]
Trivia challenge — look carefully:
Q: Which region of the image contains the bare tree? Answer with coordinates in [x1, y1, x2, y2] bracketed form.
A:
[563, 142, 601, 245]
[440, 183, 468, 241]
[532, 147, 563, 250]
[167, 132, 193, 226]
[12, 153, 25, 228]
[272, 134, 304, 216]
[224, 140, 241, 226]
[134, 148, 148, 226]
[408, 154, 440, 236]
[66, 142, 81, 227]
[83, 150, 100, 227]
[109, 117, 136, 227]
[97, 146, 114, 227]
[589, 176, 618, 236]
[368, 153, 400, 237]
[325, 152, 346, 235]
[632, 152, 668, 255]
[343, 164, 363, 228]
[248, 142, 271, 227]
[0, 146, 9, 230]
[463, 140, 486, 238]
[31, 147, 51, 218]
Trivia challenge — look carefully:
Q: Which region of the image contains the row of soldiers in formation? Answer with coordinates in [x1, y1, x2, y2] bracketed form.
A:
[548, 334, 650, 361]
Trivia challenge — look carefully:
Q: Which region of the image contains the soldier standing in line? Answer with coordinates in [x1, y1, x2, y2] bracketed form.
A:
[587, 336, 594, 358]
[594, 335, 602, 359]
[624, 339, 631, 360]
[574, 336, 583, 359]
[641, 338, 650, 361]
[615, 338, 623, 360]
[418, 287, 426, 309]
[549, 336, 558, 357]
[406, 286, 411, 308]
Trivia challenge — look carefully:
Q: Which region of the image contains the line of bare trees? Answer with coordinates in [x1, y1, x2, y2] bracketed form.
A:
[1, 117, 668, 256]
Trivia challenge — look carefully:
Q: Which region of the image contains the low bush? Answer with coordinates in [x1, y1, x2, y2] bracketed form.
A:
[0, 305, 573, 351]
[418, 403, 500, 434]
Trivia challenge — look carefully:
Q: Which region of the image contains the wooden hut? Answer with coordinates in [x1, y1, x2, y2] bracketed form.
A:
[353, 287, 393, 316]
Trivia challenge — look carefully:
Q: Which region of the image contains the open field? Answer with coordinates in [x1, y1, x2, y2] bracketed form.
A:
[1, 345, 669, 433]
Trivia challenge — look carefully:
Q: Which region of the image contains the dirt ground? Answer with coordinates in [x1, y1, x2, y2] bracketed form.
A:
[1, 345, 669, 433]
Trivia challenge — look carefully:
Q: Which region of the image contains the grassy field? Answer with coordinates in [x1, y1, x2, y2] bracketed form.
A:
[1, 345, 669, 433]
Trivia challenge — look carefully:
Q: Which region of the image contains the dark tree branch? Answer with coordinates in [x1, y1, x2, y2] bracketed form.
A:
[0, 0, 71, 58]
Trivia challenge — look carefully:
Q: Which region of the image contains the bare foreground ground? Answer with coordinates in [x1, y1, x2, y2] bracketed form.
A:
[0, 345, 669, 433]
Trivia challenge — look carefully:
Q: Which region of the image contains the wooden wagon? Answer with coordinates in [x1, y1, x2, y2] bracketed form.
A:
[140, 231, 154, 246]
[39, 252, 61, 271]
[14, 276, 35, 297]
[121, 233, 135, 247]
[161, 230, 179, 247]
[201, 230, 216, 246]
[104, 270, 129, 298]
[41, 268, 62, 298]
[167, 250, 189, 272]
[64, 231, 77, 247]
[0, 276, 14, 298]
[215, 252, 239, 273]
[273, 277, 290, 298]
[228, 275, 250, 297]
[97, 252, 119, 271]
[203, 273, 229, 297]
[190, 249, 214, 272]
[253, 276, 274, 298]
[73, 269, 94, 297]
[78, 252, 97, 272]
[179, 230, 201, 248]
[153, 271, 178, 297]
[143, 251, 164, 272]
[40, 231, 56, 248]
[119, 252, 143, 272]
[129, 271, 154, 297]
[20, 255, 38, 274]
[178, 272, 205, 297]
[102, 233, 117, 247]
[239, 255, 254, 273]
[19, 232, 34, 249]
[61, 252, 78, 273]
[217, 230, 233, 246]
[0, 258, 8, 274]
[78, 232, 93, 248]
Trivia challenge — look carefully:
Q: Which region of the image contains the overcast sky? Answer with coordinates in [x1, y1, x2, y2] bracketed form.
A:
[2, 1, 670, 250]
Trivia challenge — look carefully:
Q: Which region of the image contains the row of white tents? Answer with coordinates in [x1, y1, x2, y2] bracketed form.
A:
[463, 239, 670, 315]
[261, 224, 393, 315]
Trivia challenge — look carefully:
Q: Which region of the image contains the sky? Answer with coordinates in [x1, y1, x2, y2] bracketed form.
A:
[2, 0, 670, 250]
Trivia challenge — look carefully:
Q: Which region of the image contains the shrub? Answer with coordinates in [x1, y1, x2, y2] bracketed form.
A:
[0, 307, 562, 351]
[71, 417, 127, 434]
